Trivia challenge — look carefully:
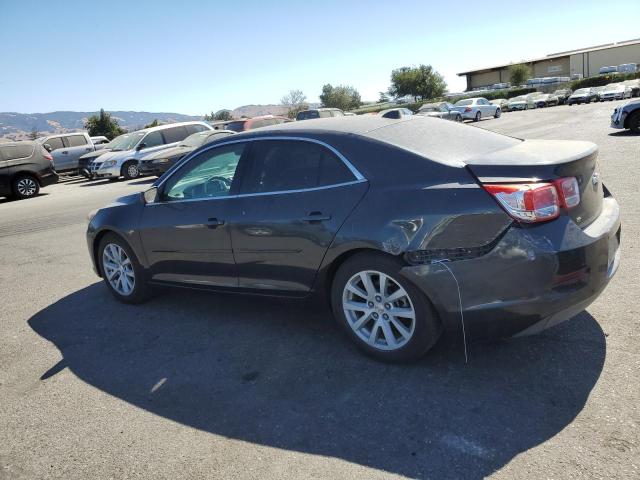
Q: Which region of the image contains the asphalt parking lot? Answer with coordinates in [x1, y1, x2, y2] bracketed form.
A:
[1, 101, 638, 479]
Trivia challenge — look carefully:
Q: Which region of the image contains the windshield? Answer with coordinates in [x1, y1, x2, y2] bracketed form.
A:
[224, 121, 246, 132]
[107, 132, 145, 151]
[419, 105, 438, 112]
[455, 99, 473, 106]
[604, 85, 621, 91]
[296, 110, 320, 120]
[575, 89, 590, 95]
[180, 131, 210, 147]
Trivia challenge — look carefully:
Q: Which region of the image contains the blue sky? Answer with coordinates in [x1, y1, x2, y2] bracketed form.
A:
[1, 0, 638, 115]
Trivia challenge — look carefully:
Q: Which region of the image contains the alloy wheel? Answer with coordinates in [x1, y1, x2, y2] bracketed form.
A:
[127, 163, 139, 178]
[16, 178, 37, 197]
[342, 270, 416, 351]
[102, 243, 135, 296]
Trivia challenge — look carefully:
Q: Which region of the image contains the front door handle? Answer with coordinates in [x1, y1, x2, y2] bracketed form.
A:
[301, 211, 331, 223]
[207, 217, 225, 228]
[61, 151, 68, 154]
[85, 148, 92, 151]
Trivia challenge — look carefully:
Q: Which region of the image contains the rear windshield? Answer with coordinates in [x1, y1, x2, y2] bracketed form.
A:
[224, 121, 247, 132]
[455, 99, 473, 106]
[296, 110, 320, 120]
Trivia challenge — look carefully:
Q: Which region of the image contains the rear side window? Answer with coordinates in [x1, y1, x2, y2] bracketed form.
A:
[319, 111, 332, 118]
[224, 121, 246, 132]
[66, 135, 88, 147]
[186, 124, 209, 134]
[330, 110, 344, 117]
[240, 140, 355, 194]
[162, 126, 189, 144]
[0, 144, 34, 160]
[141, 131, 164, 149]
[45, 137, 65, 151]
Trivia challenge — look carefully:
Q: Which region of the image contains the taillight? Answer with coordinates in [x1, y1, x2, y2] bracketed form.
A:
[464, 107, 472, 112]
[554, 177, 580, 208]
[483, 177, 580, 223]
[44, 153, 53, 162]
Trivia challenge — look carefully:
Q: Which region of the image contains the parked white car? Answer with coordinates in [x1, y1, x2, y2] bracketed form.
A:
[88, 121, 212, 180]
[452, 97, 501, 121]
[507, 95, 536, 111]
[599, 84, 633, 101]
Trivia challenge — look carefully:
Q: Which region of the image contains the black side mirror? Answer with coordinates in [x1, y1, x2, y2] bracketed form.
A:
[137, 143, 147, 151]
[43, 144, 53, 152]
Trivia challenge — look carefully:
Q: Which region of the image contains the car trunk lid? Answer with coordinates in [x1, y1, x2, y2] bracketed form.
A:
[465, 139, 603, 228]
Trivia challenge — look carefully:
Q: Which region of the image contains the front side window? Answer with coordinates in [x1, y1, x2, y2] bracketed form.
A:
[186, 124, 209, 134]
[140, 131, 164, 149]
[224, 121, 247, 132]
[66, 134, 88, 147]
[163, 143, 245, 201]
[45, 137, 65, 151]
[240, 140, 354, 195]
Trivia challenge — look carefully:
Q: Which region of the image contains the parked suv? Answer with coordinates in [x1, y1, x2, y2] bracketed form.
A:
[0, 141, 58, 199]
[88, 122, 212, 181]
[296, 108, 345, 121]
[224, 115, 291, 132]
[37, 132, 96, 173]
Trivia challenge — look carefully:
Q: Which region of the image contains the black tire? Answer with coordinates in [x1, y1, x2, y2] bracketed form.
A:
[456, 114, 462, 122]
[474, 111, 481, 122]
[121, 161, 140, 180]
[98, 233, 152, 304]
[627, 112, 640, 134]
[494, 108, 501, 118]
[331, 252, 441, 362]
[12, 174, 40, 200]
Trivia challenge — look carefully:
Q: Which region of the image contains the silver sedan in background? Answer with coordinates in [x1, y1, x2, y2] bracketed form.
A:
[452, 97, 501, 121]
[417, 102, 462, 121]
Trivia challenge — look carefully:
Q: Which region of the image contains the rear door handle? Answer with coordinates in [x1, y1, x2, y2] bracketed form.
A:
[207, 217, 225, 228]
[301, 212, 331, 223]
[61, 151, 68, 154]
[85, 148, 92, 151]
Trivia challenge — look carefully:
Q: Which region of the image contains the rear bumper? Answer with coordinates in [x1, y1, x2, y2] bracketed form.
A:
[400, 195, 621, 340]
[40, 170, 59, 187]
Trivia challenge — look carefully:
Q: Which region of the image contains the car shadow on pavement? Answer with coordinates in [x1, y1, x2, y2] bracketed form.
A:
[608, 130, 639, 136]
[28, 283, 606, 479]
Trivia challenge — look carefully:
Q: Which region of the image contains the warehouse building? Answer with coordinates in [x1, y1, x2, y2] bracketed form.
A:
[458, 38, 640, 91]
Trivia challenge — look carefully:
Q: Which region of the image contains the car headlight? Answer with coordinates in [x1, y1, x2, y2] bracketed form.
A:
[102, 160, 117, 168]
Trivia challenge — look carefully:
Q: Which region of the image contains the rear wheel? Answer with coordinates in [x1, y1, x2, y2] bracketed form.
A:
[474, 111, 481, 122]
[456, 114, 462, 122]
[494, 108, 501, 118]
[331, 252, 441, 362]
[627, 112, 640, 134]
[98, 233, 152, 304]
[12, 175, 40, 200]
[122, 161, 140, 180]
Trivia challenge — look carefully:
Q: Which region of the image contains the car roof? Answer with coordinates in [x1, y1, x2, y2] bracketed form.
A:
[141, 120, 210, 133]
[230, 115, 520, 167]
[0, 140, 35, 147]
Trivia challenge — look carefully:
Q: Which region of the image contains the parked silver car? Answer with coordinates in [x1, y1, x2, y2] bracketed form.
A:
[507, 95, 536, 111]
[611, 98, 640, 133]
[378, 108, 413, 119]
[452, 97, 501, 121]
[88, 121, 212, 180]
[37, 132, 96, 173]
[417, 102, 462, 121]
[599, 84, 632, 101]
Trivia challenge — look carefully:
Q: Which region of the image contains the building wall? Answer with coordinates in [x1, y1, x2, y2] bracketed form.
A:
[465, 42, 640, 89]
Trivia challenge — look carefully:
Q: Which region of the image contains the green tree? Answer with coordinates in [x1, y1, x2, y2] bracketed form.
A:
[319, 84, 361, 111]
[378, 91, 391, 103]
[388, 65, 447, 102]
[204, 110, 233, 121]
[84, 109, 125, 140]
[280, 89, 308, 118]
[28, 126, 39, 140]
[144, 119, 160, 128]
[508, 64, 531, 87]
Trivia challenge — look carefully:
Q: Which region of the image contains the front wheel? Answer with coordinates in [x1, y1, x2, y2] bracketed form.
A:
[331, 252, 441, 362]
[12, 175, 40, 200]
[627, 112, 640, 134]
[456, 114, 462, 122]
[98, 233, 152, 304]
[122, 161, 140, 180]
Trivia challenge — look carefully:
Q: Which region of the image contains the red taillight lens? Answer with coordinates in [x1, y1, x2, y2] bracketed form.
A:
[483, 177, 580, 223]
[554, 177, 580, 208]
[464, 107, 472, 112]
[483, 183, 559, 223]
[44, 153, 53, 162]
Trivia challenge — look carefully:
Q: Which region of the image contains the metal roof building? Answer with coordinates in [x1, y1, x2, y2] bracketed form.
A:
[457, 38, 640, 91]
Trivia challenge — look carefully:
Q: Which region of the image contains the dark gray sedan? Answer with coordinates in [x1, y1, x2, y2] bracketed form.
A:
[417, 102, 462, 121]
[87, 117, 620, 362]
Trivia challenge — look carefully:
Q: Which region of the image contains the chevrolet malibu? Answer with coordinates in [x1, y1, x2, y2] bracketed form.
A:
[86, 117, 621, 362]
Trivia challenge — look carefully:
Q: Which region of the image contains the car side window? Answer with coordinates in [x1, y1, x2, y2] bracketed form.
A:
[67, 135, 88, 147]
[162, 143, 245, 201]
[186, 124, 208, 135]
[331, 110, 344, 117]
[140, 131, 164, 149]
[240, 140, 355, 195]
[162, 126, 189, 144]
[319, 111, 332, 118]
[0, 144, 34, 160]
[439, 104, 449, 112]
[45, 137, 65, 151]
